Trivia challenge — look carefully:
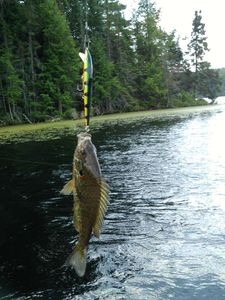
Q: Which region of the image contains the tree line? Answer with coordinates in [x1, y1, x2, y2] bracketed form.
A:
[0, 0, 222, 125]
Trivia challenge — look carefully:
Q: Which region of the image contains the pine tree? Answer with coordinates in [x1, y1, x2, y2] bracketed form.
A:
[0, 0, 23, 122]
[102, 0, 136, 111]
[198, 62, 221, 102]
[160, 31, 184, 107]
[91, 37, 116, 114]
[133, 0, 166, 109]
[188, 10, 209, 97]
[35, 0, 80, 119]
[57, 0, 85, 48]
[0, 49, 23, 122]
[0, 0, 216, 125]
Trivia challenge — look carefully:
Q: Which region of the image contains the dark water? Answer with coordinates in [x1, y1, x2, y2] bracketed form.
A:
[1, 106, 225, 299]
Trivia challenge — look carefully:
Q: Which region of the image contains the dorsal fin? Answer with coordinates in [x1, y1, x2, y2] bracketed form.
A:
[92, 179, 109, 238]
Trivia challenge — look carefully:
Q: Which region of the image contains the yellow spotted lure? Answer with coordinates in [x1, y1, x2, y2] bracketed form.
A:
[79, 48, 93, 129]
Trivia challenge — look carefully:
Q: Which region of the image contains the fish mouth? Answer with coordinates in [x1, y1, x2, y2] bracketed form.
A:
[77, 132, 92, 144]
[77, 132, 93, 153]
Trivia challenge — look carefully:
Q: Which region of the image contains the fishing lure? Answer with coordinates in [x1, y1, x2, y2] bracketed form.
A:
[79, 48, 93, 129]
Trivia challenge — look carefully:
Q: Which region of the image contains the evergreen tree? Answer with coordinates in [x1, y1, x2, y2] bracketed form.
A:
[0, 0, 23, 122]
[198, 62, 221, 102]
[0, 49, 23, 122]
[160, 31, 184, 107]
[57, 0, 85, 48]
[35, 0, 80, 119]
[91, 37, 118, 114]
[133, 0, 166, 109]
[218, 68, 225, 96]
[102, 0, 136, 111]
[0, 0, 219, 125]
[0, 0, 80, 123]
[188, 10, 209, 97]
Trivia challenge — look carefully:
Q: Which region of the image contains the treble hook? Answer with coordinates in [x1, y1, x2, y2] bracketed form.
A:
[77, 75, 84, 92]
[77, 82, 84, 92]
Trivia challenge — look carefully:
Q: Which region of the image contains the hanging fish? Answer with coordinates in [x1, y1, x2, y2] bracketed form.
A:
[79, 48, 93, 129]
[61, 132, 109, 277]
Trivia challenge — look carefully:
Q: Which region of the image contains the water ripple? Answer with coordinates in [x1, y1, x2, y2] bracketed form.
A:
[1, 106, 225, 299]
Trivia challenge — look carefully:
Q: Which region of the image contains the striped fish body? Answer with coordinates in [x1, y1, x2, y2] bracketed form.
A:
[61, 132, 109, 277]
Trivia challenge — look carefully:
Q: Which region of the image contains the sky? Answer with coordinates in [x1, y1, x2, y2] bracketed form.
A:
[120, 0, 225, 69]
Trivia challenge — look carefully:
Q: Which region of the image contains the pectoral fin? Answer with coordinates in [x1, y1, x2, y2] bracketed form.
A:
[60, 179, 74, 195]
[92, 179, 109, 238]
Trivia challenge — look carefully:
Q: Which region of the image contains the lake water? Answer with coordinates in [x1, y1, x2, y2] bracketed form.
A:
[1, 106, 225, 299]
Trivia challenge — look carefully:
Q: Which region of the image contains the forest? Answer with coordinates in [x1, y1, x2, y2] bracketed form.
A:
[0, 0, 223, 125]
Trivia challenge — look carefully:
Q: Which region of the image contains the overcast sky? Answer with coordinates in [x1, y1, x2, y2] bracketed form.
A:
[120, 0, 225, 69]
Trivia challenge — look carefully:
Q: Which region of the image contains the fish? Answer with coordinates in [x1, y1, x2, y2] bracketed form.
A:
[79, 48, 93, 128]
[61, 132, 109, 277]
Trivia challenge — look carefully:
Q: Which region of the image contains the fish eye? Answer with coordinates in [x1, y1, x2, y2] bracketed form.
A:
[79, 170, 84, 176]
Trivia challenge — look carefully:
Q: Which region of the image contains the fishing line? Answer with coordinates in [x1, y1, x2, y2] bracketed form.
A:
[132, 241, 150, 251]
[79, 0, 93, 131]
[0, 156, 71, 167]
[84, 0, 89, 49]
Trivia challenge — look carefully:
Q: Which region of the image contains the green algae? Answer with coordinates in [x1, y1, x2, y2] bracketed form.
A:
[0, 106, 220, 144]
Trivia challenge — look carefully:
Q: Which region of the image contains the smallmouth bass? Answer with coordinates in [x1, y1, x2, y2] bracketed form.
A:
[61, 132, 109, 277]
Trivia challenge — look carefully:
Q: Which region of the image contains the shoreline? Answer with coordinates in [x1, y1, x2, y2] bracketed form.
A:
[0, 105, 221, 140]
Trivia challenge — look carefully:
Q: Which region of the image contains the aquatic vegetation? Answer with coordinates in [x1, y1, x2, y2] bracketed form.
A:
[0, 106, 220, 144]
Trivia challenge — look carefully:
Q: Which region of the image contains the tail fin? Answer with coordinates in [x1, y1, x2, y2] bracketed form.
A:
[66, 244, 87, 277]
